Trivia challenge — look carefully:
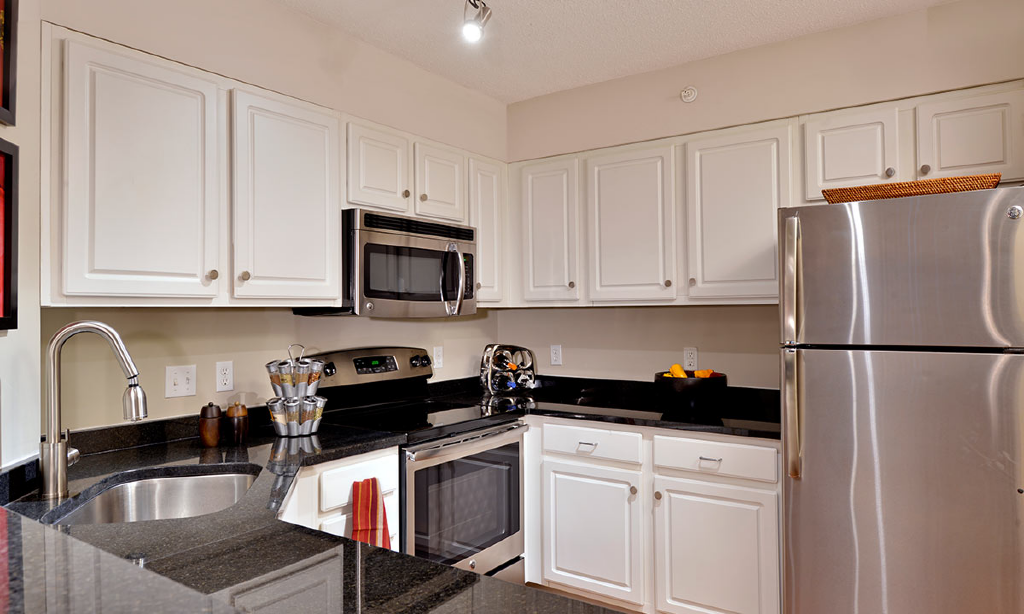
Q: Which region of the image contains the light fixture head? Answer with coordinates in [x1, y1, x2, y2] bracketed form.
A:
[462, 0, 492, 43]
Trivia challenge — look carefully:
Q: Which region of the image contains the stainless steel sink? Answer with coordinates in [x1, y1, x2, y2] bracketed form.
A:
[53, 472, 257, 525]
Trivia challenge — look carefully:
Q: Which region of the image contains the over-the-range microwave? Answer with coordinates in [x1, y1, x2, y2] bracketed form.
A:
[293, 209, 476, 318]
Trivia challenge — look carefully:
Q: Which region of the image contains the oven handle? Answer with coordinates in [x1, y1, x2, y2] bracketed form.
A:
[405, 421, 527, 462]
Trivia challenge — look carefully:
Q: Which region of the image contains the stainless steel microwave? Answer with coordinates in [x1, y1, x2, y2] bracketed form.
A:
[294, 209, 476, 318]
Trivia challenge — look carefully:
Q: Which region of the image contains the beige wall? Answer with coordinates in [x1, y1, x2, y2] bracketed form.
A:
[42, 308, 498, 431]
[41, 0, 507, 161]
[496, 306, 780, 389]
[507, 0, 1024, 160]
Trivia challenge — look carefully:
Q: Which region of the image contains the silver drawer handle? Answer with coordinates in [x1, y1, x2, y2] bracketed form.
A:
[578, 441, 598, 448]
[699, 456, 723, 463]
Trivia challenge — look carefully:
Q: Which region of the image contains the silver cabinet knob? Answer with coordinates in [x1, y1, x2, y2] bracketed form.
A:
[885, 167, 896, 178]
[207, 269, 219, 280]
[654, 491, 663, 501]
[469, 559, 477, 570]
[420, 193, 428, 202]
[664, 280, 672, 287]
[629, 486, 638, 496]
[239, 271, 251, 281]
[568, 281, 575, 289]
[402, 189, 411, 198]
[475, 282, 482, 290]
[688, 278, 697, 287]
[920, 164, 931, 175]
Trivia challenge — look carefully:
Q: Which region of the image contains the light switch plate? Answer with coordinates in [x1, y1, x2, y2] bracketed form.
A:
[216, 361, 233, 392]
[166, 365, 196, 398]
[433, 346, 444, 369]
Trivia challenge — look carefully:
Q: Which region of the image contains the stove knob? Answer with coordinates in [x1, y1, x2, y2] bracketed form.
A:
[323, 362, 337, 377]
[410, 356, 421, 368]
[421, 355, 432, 367]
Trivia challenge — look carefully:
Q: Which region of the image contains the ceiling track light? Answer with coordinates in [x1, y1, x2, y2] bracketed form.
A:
[462, 0, 492, 43]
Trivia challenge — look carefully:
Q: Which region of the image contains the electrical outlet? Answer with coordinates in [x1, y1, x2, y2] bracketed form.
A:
[550, 345, 563, 366]
[683, 347, 698, 370]
[165, 365, 196, 398]
[216, 361, 234, 392]
[433, 346, 444, 369]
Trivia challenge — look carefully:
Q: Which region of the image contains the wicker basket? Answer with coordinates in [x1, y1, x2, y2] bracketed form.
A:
[821, 173, 1001, 204]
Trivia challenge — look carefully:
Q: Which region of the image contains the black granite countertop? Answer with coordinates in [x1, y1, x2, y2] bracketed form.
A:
[2, 421, 616, 613]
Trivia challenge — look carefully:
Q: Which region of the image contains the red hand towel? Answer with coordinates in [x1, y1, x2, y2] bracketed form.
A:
[350, 477, 390, 549]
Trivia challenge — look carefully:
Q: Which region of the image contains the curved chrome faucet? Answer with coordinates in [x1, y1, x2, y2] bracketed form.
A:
[42, 321, 148, 500]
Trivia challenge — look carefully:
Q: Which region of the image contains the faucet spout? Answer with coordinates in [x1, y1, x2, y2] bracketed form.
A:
[42, 321, 148, 500]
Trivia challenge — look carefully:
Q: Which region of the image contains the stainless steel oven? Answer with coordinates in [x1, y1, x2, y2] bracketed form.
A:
[342, 208, 476, 318]
[401, 421, 526, 581]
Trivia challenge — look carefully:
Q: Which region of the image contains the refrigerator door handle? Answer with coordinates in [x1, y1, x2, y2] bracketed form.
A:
[783, 347, 801, 479]
[782, 216, 801, 345]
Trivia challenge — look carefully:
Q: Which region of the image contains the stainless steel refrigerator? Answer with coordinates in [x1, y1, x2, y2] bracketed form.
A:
[779, 187, 1024, 614]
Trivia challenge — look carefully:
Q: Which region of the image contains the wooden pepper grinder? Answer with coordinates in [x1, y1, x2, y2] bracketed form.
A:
[199, 402, 222, 448]
[226, 402, 249, 446]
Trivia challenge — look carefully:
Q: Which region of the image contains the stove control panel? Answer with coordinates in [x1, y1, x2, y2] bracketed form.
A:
[354, 355, 398, 375]
[306, 347, 433, 388]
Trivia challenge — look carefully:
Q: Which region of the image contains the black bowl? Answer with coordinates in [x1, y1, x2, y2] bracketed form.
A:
[654, 371, 728, 392]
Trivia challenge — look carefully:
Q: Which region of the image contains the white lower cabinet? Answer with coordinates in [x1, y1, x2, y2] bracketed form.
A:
[214, 550, 343, 613]
[541, 459, 644, 605]
[535, 420, 782, 614]
[653, 476, 780, 614]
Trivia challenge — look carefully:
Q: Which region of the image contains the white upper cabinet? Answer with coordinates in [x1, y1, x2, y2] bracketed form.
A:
[916, 89, 1024, 181]
[232, 89, 340, 299]
[415, 142, 467, 222]
[803, 106, 901, 200]
[346, 122, 413, 213]
[586, 146, 676, 301]
[469, 157, 505, 303]
[521, 158, 581, 302]
[542, 460, 644, 605]
[62, 40, 221, 298]
[654, 476, 780, 614]
[685, 121, 792, 299]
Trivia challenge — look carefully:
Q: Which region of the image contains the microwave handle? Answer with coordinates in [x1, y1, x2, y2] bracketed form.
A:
[442, 242, 466, 316]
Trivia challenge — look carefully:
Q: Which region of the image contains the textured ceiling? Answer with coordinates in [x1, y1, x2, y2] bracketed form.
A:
[278, 0, 951, 103]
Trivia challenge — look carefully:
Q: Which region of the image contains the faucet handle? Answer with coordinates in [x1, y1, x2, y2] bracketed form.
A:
[67, 447, 80, 467]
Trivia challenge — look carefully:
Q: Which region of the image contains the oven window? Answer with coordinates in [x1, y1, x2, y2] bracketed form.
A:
[414, 442, 520, 566]
[364, 244, 473, 301]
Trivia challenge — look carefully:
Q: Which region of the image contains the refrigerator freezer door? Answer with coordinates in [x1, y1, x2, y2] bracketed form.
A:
[780, 187, 1024, 347]
[784, 348, 1023, 614]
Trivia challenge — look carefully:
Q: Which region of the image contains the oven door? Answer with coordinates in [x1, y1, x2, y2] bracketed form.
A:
[354, 229, 476, 318]
[402, 422, 526, 576]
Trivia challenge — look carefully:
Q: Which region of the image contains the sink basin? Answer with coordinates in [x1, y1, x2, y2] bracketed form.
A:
[52, 471, 258, 525]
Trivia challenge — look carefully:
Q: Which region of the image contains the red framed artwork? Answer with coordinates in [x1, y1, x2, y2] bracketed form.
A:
[0, 0, 17, 126]
[0, 137, 17, 330]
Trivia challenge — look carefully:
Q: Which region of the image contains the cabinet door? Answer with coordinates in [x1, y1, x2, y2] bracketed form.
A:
[469, 157, 505, 303]
[521, 159, 581, 301]
[685, 123, 791, 299]
[415, 142, 467, 221]
[586, 146, 676, 301]
[347, 122, 413, 212]
[654, 476, 779, 614]
[803, 106, 900, 200]
[232, 90, 340, 299]
[542, 460, 643, 605]
[916, 89, 1024, 181]
[63, 40, 221, 298]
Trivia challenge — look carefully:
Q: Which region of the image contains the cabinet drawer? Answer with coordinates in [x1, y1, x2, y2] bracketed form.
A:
[654, 436, 777, 483]
[320, 454, 398, 513]
[543, 423, 642, 465]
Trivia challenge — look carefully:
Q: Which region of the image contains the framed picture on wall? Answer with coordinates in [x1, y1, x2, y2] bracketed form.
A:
[0, 137, 17, 330]
[0, 0, 16, 125]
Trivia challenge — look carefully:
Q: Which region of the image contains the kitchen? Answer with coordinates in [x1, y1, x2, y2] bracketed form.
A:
[0, 0, 1021, 612]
